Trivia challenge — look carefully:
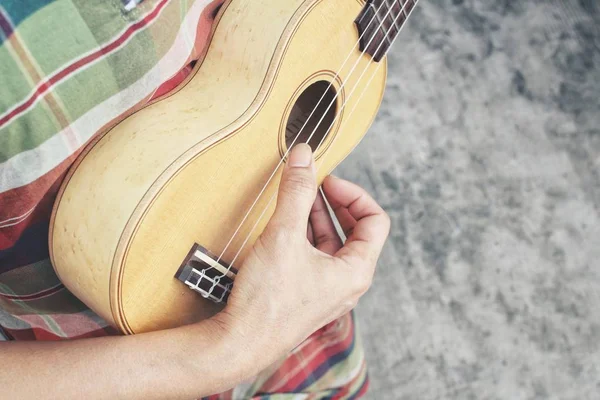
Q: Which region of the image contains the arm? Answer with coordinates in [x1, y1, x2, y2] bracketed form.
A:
[0, 144, 390, 400]
[1, 317, 262, 400]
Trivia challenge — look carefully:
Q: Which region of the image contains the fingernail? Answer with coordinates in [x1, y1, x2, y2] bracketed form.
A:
[288, 144, 313, 168]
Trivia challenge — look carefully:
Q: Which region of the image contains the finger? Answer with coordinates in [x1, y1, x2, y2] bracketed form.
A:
[307, 220, 315, 245]
[331, 206, 356, 239]
[322, 176, 356, 235]
[270, 144, 317, 235]
[309, 190, 343, 255]
[323, 176, 390, 265]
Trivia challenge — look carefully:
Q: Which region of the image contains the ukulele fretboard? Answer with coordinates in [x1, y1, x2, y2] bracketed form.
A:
[354, 0, 418, 62]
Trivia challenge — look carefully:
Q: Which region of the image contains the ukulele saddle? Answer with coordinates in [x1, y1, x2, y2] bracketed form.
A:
[175, 244, 237, 304]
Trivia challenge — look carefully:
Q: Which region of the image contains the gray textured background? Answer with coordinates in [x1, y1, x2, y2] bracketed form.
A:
[335, 0, 600, 398]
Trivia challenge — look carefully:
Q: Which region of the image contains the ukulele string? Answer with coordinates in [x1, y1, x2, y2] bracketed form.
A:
[219, 0, 418, 282]
[212, 0, 397, 271]
[311, 5, 419, 175]
[196, 1, 405, 299]
[203, 1, 414, 299]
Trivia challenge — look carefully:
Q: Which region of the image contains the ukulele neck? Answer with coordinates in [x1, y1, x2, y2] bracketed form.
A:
[355, 0, 418, 62]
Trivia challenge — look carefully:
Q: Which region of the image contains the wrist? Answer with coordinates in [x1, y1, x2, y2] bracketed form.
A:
[211, 306, 278, 361]
[217, 299, 307, 363]
[181, 309, 276, 393]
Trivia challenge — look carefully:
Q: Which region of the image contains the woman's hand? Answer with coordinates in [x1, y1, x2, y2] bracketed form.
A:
[218, 143, 390, 361]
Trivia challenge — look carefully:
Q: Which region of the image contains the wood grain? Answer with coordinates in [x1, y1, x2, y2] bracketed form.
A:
[50, 0, 386, 334]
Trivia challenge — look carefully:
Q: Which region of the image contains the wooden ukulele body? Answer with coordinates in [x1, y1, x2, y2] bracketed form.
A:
[50, 0, 386, 334]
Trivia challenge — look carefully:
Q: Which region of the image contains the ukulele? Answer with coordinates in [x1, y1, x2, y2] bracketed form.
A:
[50, 0, 418, 334]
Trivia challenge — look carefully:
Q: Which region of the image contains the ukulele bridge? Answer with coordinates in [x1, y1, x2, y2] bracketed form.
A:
[175, 244, 237, 304]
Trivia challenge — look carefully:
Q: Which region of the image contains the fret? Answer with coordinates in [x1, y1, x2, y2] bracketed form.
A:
[368, 2, 379, 21]
[354, 0, 419, 62]
[381, 11, 395, 47]
[384, 0, 401, 31]
[401, 0, 409, 19]
[371, 3, 393, 47]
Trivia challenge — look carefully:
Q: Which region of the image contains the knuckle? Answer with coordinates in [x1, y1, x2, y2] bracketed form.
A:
[382, 211, 391, 230]
[283, 172, 315, 195]
[342, 299, 359, 313]
[261, 224, 291, 249]
[351, 270, 373, 296]
[376, 210, 391, 235]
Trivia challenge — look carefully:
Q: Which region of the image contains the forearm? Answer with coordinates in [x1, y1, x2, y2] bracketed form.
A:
[0, 317, 268, 400]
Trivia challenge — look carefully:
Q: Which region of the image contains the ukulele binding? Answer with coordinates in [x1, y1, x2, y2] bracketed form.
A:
[175, 244, 237, 304]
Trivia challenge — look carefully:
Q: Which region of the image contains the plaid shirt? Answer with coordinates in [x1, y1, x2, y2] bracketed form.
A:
[0, 0, 368, 398]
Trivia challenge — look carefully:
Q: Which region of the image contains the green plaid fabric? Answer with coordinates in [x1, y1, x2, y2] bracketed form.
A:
[0, 0, 223, 339]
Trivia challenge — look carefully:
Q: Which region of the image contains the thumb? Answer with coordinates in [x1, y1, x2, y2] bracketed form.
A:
[270, 144, 317, 234]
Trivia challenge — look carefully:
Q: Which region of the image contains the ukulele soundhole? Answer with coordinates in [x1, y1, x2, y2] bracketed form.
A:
[285, 80, 338, 153]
